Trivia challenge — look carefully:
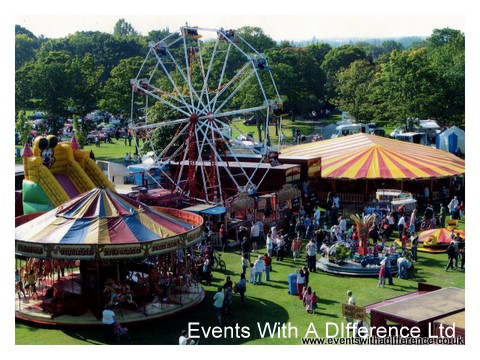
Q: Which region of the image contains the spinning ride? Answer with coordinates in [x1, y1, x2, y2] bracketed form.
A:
[317, 214, 399, 277]
[15, 187, 205, 325]
[129, 24, 283, 205]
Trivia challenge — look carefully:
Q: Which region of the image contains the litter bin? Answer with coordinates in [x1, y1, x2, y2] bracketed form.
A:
[288, 273, 297, 295]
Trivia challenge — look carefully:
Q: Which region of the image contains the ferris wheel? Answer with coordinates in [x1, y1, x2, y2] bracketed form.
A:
[129, 24, 284, 205]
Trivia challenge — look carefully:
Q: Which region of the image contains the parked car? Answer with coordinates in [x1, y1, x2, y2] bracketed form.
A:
[86, 131, 105, 143]
[366, 122, 386, 136]
[330, 123, 367, 139]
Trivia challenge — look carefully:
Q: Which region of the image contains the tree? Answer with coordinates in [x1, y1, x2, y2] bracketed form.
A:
[101, 56, 145, 117]
[426, 28, 465, 125]
[235, 26, 277, 53]
[333, 59, 376, 122]
[321, 45, 367, 101]
[15, 34, 38, 70]
[15, 111, 32, 145]
[147, 28, 175, 42]
[15, 64, 34, 113]
[66, 53, 105, 117]
[381, 40, 404, 53]
[73, 115, 86, 149]
[37, 31, 145, 83]
[267, 46, 326, 117]
[23, 50, 72, 117]
[113, 19, 138, 37]
[372, 48, 438, 125]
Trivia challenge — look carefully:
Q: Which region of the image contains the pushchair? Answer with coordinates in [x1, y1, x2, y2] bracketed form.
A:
[113, 321, 131, 341]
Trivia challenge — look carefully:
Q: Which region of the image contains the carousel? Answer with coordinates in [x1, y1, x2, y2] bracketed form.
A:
[15, 187, 205, 326]
[316, 214, 399, 277]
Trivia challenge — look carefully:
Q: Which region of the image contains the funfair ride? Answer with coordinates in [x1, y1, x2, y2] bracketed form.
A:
[129, 24, 284, 206]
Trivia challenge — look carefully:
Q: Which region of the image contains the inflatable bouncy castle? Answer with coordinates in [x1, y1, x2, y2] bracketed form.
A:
[21, 135, 114, 214]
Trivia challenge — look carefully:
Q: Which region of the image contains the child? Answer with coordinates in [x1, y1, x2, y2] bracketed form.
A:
[303, 286, 312, 312]
[310, 291, 318, 314]
[291, 236, 302, 261]
[113, 321, 130, 341]
[249, 263, 255, 283]
[378, 263, 385, 288]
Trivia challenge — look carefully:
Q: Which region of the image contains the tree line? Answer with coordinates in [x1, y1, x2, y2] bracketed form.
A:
[15, 19, 465, 141]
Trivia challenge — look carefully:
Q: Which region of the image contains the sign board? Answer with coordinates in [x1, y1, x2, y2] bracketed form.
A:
[307, 157, 322, 178]
[342, 303, 366, 321]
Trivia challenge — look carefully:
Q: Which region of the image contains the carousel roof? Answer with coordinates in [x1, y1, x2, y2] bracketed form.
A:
[15, 187, 203, 259]
[279, 133, 465, 179]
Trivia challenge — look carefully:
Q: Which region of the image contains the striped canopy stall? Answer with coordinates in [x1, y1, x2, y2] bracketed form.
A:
[15, 187, 204, 260]
[279, 133, 465, 179]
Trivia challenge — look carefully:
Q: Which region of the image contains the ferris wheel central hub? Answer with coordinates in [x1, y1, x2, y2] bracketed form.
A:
[189, 114, 199, 123]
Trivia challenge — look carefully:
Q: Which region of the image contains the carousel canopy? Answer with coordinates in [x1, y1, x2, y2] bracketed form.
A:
[279, 133, 465, 179]
[15, 187, 203, 260]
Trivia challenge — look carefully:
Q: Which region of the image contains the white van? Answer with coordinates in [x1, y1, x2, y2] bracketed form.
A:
[330, 123, 367, 139]
[394, 132, 428, 145]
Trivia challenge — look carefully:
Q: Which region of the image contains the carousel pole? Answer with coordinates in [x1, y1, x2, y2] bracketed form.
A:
[116, 261, 120, 284]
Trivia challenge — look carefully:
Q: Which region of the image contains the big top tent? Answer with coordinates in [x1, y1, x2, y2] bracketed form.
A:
[279, 133, 465, 180]
[15, 187, 204, 260]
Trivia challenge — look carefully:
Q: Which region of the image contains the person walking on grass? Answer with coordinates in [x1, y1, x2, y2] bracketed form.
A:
[213, 287, 224, 326]
[378, 262, 386, 287]
[253, 255, 265, 285]
[262, 253, 272, 281]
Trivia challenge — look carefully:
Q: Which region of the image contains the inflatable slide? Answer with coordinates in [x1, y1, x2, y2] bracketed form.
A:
[21, 135, 115, 214]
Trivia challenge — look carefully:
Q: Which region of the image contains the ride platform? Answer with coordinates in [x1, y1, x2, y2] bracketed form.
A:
[316, 256, 398, 277]
[15, 273, 205, 327]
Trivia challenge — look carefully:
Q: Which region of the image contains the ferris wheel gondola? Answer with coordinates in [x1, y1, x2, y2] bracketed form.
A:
[130, 24, 283, 205]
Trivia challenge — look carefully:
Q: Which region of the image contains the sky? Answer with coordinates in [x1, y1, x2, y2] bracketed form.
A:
[15, 14, 465, 42]
[10, 0, 469, 42]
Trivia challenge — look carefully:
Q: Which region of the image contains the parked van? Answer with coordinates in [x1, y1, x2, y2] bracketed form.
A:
[330, 123, 367, 139]
[394, 132, 428, 145]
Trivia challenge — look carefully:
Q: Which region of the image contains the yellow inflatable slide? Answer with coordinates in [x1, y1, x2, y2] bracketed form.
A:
[21, 135, 115, 214]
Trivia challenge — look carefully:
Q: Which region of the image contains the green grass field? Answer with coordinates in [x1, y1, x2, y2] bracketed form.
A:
[15, 221, 465, 345]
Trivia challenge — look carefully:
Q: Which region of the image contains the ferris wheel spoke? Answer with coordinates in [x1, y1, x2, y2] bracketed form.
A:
[130, 116, 190, 131]
[153, 55, 197, 113]
[197, 38, 225, 114]
[210, 41, 232, 111]
[208, 62, 254, 113]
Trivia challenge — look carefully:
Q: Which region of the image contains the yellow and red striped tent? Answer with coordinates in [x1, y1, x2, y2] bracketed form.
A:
[279, 133, 465, 179]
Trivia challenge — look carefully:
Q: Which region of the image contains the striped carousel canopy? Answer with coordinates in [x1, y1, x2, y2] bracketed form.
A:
[279, 133, 465, 179]
[15, 187, 203, 260]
